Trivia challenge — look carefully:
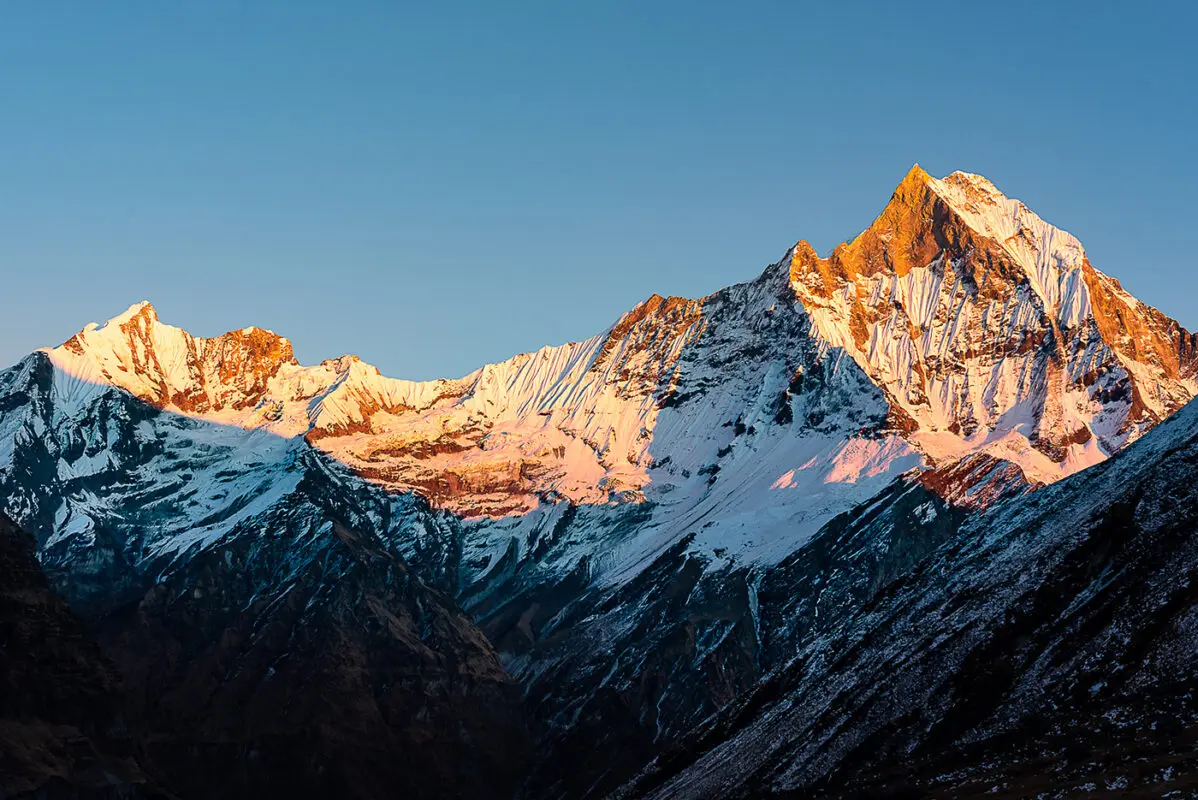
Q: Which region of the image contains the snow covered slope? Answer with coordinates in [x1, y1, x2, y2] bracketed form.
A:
[32, 271, 913, 578]
[19, 166, 1194, 574]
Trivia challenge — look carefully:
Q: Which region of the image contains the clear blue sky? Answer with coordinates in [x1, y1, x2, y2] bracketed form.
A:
[2, 1, 1195, 380]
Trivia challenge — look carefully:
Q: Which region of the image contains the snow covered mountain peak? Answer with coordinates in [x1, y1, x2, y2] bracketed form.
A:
[930, 170, 1089, 313]
[49, 301, 299, 416]
[12, 165, 1196, 542]
[786, 166, 1197, 483]
[105, 298, 157, 324]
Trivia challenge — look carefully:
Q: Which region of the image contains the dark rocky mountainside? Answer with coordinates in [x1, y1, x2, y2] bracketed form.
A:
[89, 507, 531, 800]
[0, 513, 162, 799]
[0, 492, 530, 800]
[623, 398, 1198, 799]
[496, 467, 972, 799]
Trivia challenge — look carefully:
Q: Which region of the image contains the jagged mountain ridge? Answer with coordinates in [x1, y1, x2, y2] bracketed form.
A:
[2, 166, 1195, 799]
[39, 166, 1197, 521]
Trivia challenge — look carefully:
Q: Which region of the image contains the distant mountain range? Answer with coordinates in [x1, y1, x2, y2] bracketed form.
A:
[3, 166, 1196, 798]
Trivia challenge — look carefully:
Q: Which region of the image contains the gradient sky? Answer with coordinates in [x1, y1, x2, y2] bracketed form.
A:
[2, 1, 1195, 380]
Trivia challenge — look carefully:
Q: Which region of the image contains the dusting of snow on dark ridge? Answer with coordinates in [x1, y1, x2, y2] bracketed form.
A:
[622, 397, 1198, 799]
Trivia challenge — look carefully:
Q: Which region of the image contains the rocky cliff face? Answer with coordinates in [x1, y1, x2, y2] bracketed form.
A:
[2, 166, 1195, 798]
